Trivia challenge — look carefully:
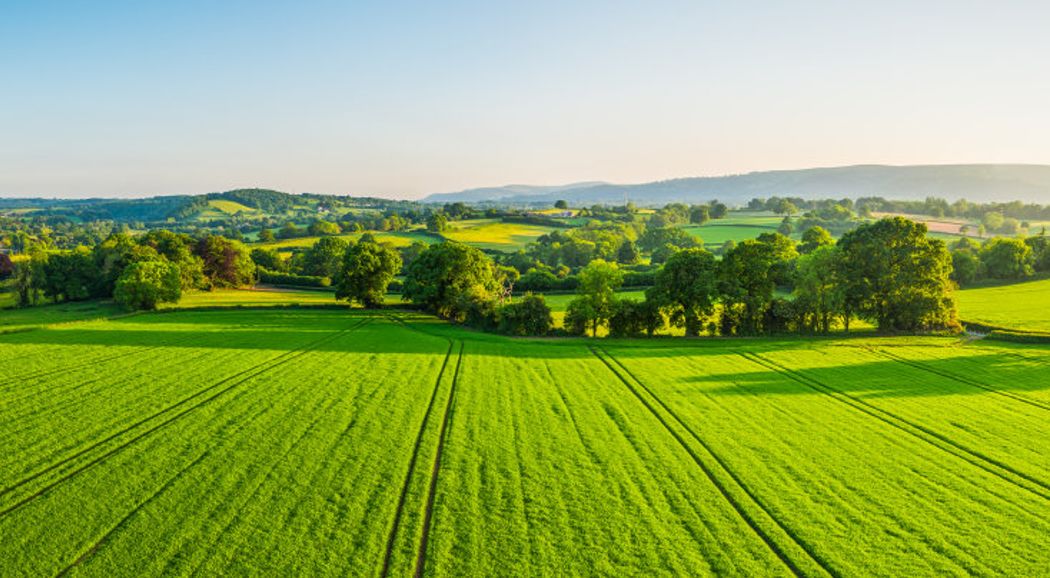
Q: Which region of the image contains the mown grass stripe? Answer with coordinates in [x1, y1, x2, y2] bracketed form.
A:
[591, 346, 836, 578]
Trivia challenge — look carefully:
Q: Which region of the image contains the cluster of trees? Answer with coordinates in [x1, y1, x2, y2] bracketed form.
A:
[949, 234, 1050, 284]
[12, 231, 255, 310]
[559, 218, 958, 337]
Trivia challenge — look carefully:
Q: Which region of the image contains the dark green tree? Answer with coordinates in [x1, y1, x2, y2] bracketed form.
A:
[335, 239, 402, 308]
[402, 242, 499, 321]
[114, 260, 182, 310]
[647, 248, 718, 336]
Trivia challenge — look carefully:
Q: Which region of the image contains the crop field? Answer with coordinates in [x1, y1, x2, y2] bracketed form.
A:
[440, 219, 558, 252]
[257, 231, 435, 252]
[956, 277, 1050, 332]
[2, 307, 1048, 576]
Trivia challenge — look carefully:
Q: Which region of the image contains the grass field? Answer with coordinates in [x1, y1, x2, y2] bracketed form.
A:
[1, 309, 1048, 575]
[957, 277, 1050, 332]
[683, 213, 788, 249]
[441, 219, 557, 252]
[256, 230, 436, 253]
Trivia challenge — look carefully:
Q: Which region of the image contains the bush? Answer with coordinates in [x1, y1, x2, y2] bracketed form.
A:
[497, 294, 553, 336]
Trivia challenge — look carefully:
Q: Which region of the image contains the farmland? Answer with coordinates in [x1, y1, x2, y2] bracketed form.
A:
[2, 308, 1049, 575]
[956, 277, 1050, 332]
[440, 219, 558, 252]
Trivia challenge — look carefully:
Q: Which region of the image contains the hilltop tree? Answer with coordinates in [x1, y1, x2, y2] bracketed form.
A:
[647, 248, 718, 336]
[837, 217, 957, 332]
[335, 239, 402, 308]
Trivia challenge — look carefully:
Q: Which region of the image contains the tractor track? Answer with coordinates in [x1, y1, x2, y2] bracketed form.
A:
[740, 351, 1050, 501]
[0, 318, 372, 518]
[413, 341, 464, 578]
[872, 348, 1050, 413]
[380, 339, 455, 577]
[591, 346, 836, 578]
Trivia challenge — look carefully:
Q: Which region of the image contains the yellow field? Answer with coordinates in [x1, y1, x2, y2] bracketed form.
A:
[256, 231, 433, 252]
[207, 200, 257, 214]
[442, 219, 556, 251]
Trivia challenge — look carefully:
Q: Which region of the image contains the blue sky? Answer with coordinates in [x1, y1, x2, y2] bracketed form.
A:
[3, 0, 1049, 198]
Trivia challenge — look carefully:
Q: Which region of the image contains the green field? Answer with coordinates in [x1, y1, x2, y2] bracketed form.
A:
[2, 308, 1049, 575]
[441, 219, 557, 252]
[957, 277, 1050, 332]
[256, 230, 436, 253]
[683, 213, 788, 248]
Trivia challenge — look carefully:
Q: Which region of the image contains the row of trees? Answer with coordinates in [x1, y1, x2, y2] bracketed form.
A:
[950, 234, 1050, 284]
[12, 231, 255, 310]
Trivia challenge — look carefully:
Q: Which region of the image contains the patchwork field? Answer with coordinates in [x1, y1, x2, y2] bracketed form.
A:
[2, 308, 1048, 576]
[257, 231, 436, 253]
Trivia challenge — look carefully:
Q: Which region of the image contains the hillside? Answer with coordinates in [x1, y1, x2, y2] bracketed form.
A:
[423, 164, 1050, 205]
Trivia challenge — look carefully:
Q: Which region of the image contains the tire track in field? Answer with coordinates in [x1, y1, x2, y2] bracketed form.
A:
[740, 351, 1050, 501]
[54, 452, 210, 577]
[74, 378, 340, 578]
[0, 317, 373, 518]
[413, 341, 464, 578]
[871, 348, 1050, 412]
[380, 339, 455, 578]
[590, 346, 835, 578]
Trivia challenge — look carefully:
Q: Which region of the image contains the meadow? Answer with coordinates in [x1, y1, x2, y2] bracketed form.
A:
[440, 219, 558, 252]
[1, 307, 1048, 576]
[956, 277, 1050, 332]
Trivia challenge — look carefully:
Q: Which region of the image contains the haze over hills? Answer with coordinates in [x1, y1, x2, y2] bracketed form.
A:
[422, 164, 1050, 205]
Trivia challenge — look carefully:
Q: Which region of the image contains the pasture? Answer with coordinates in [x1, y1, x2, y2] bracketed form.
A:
[440, 219, 557, 252]
[956, 277, 1050, 333]
[256, 231, 435, 253]
[1, 308, 1048, 576]
[683, 213, 787, 249]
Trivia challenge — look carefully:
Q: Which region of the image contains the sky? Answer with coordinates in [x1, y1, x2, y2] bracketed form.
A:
[2, 0, 1050, 199]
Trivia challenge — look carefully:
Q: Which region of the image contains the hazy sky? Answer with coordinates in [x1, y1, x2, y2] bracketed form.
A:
[3, 0, 1049, 199]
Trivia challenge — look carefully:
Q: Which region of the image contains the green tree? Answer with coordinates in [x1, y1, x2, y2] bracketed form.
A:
[41, 248, 99, 302]
[616, 240, 640, 265]
[574, 259, 623, 336]
[114, 260, 181, 310]
[301, 236, 349, 278]
[837, 217, 958, 332]
[647, 248, 718, 336]
[402, 242, 499, 321]
[950, 249, 980, 286]
[277, 222, 302, 239]
[793, 245, 845, 333]
[718, 240, 778, 335]
[709, 201, 728, 219]
[258, 227, 276, 243]
[554, 200, 569, 210]
[689, 205, 710, 225]
[799, 226, 833, 254]
[427, 212, 450, 233]
[335, 239, 402, 308]
[979, 237, 1033, 279]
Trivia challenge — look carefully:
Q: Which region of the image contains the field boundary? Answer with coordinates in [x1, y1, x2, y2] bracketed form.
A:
[0, 317, 373, 518]
[741, 352, 1050, 501]
[591, 346, 836, 578]
[380, 339, 455, 577]
[414, 341, 464, 578]
[871, 348, 1050, 412]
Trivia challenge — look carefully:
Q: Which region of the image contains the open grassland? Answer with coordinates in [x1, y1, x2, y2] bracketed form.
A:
[957, 277, 1050, 332]
[2, 309, 1048, 576]
[0, 300, 126, 333]
[441, 219, 557, 252]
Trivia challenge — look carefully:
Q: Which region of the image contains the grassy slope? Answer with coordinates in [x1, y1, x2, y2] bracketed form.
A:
[256, 230, 434, 252]
[956, 277, 1050, 332]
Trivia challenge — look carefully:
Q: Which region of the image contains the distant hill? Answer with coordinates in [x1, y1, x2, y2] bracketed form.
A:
[422, 182, 608, 204]
[421, 165, 1050, 205]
